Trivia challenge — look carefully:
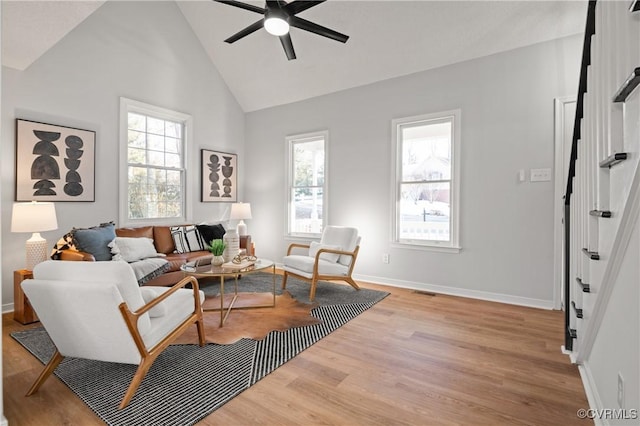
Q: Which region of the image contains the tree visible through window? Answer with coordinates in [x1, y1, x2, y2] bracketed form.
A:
[287, 131, 327, 236]
[393, 110, 461, 250]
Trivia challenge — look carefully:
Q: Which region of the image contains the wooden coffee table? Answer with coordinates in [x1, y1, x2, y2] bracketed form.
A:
[180, 258, 276, 326]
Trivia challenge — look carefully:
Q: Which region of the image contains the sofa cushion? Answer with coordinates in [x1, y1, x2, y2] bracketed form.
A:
[142, 287, 205, 349]
[170, 225, 205, 253]
[115, 226, 154, 240]
[196, 224, 226, 247]
[283, 255, 349, 277]
[153, 226, 176, 254]
[72, 222, 117, 261]
[110, 237, 163, 263]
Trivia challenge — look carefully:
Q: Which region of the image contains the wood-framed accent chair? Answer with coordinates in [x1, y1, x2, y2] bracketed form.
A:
[281, 226, 360, 301]
[21, 260, 206, 409]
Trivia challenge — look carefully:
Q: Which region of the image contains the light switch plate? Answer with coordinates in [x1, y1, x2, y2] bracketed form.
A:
[530, 168, 552, 182]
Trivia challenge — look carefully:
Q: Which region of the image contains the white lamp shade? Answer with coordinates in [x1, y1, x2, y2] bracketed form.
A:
[11, 201, 58, 233]
[230, 203, 252, 236]
[229, 203, 252, 220]
[11, 201, 58, 270]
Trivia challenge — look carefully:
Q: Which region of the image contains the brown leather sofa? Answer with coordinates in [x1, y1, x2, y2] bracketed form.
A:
[60, 225, 252, 286]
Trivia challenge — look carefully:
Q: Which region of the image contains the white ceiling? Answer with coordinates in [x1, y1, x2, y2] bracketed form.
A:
[2, 0, 106, 71]
[2, 0, 587, 112]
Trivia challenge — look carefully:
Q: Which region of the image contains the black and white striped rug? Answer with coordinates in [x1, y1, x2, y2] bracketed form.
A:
[11, 274, 388, 426]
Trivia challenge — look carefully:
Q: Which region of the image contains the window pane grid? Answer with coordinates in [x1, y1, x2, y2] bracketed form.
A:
[400, 178, 450, 185]
[126, 110, 185, 220]
[288, 133, 326, 236]
[394, 111, 459, 248]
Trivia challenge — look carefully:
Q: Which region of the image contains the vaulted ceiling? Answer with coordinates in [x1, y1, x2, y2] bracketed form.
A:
[2, 0, 587, 112]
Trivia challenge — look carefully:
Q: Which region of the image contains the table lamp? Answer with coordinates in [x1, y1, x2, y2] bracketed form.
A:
[230, 202, 252, 236]
[11, 201, 58, 270]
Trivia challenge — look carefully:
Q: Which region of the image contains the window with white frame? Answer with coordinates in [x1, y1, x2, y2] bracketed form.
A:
[286, 131, 328, 237]
[119, 98, 192, 225]
[392, 110, 461, 250]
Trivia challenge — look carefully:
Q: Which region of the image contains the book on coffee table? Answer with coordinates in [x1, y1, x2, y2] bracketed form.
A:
[221, 260, 255, 270]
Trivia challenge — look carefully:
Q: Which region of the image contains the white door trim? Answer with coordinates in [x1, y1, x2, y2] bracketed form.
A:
[553, 96, 576, 310]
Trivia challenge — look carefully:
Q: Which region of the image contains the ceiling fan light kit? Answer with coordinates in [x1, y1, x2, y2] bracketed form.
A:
[264, 9, 289, 36]
[215, 0, 349, 60]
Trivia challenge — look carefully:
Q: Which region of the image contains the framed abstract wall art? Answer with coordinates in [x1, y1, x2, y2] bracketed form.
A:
[201, 149, 237, 202]
[15, 119, 96, 202]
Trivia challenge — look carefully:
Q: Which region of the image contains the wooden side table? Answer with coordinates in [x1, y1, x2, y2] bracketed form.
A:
[14, 269, 38, 324]
[240, 235, 255, 256]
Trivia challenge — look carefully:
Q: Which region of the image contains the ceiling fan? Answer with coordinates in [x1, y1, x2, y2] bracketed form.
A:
[214, 0, 349, 60]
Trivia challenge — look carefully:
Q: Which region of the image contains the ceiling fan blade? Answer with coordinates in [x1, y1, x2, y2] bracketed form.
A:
[285, 0, 326, 16]
[224, 20, 264, 43]
[214, 0, 265, 15]
[289, 16, 348, 43]
[279, 33, 297, 60]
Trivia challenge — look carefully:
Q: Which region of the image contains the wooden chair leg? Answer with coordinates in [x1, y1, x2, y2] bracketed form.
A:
[345, 277, 360, 291]
[196, 318, 206, 346]
[119, 356, 155, 409]
[309, 277, 319, 301]
[26, 350, 64, 396]
[281, 272, 289, 290]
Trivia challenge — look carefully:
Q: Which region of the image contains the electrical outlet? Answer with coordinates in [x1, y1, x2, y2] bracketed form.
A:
[382, 253, 390, 264]
[618, 372, 625, 408]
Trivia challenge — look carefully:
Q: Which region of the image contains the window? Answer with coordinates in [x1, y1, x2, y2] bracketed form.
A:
[392, 110, 461, 251]
[286, 131, 328, 237]
[119, 98, 193, 226]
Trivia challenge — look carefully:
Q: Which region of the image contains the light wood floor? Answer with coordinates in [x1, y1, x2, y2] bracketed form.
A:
[3, 280, 590, 425]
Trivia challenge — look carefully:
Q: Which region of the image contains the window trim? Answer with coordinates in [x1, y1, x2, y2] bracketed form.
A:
[391, 109, 461, 253]
[119, 97, 193, 227]
[285, 130, 329, 239]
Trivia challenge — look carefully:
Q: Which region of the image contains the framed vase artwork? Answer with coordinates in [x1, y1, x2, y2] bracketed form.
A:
[15, 119, 96, 202]
[201, 149, 237, 202]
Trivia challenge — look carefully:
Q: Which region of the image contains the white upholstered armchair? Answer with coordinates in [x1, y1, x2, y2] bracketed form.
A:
[281, 226, 361, 301]
[21, 260, 205, 409]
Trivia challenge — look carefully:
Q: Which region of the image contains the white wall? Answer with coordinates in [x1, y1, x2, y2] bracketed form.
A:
[0, 1, 245, 311]
[245, 34, 582, 307]
[0, 1, 6, 422]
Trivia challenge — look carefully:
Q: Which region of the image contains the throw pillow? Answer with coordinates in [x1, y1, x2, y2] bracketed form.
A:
[308, 241, 341, 263]
[50, 232, 76, 260]
[110, 237, 162, 263]
[170, 225, 205, 253]
[71, 222, 117, 261]
[196, 224, 226, 247]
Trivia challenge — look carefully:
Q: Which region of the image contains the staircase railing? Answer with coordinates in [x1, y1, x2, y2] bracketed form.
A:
[563, 0, 597, 352]
[563, 0, 639, 357]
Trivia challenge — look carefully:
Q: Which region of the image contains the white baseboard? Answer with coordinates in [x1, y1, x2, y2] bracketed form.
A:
[353, 273, 555, 310]
[0, 415, 7, 426]
[578, 361, 606, 426]
[2, 303, 14, 314]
